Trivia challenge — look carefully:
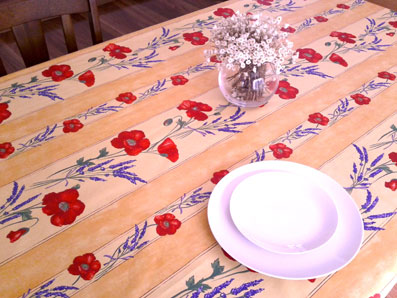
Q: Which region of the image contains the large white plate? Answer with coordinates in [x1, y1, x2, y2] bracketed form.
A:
[207, 160, 363, 279]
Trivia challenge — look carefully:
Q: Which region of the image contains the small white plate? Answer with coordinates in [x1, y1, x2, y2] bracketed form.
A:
[207, 160, 363, 279]
[229, 170, 338, 254]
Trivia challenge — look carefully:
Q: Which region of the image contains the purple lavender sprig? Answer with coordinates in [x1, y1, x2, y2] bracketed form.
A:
[230, 279, 264, 295]
[21, 278, 78, 298]
[204, 278, 234, 298]
[273, 125, 321, 144]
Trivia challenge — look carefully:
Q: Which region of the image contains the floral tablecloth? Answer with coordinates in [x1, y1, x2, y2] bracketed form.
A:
[0, 0, 396, 297]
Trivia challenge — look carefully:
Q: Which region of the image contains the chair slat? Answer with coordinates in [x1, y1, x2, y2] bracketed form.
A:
[61, 14, 78, 53]
[88, 0, 103, 44]
[0, 58, 6, 77]
[12, 20, 49, 67]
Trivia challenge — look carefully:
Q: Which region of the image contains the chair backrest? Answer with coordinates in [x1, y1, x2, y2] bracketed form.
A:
[0, 0, 102, 75]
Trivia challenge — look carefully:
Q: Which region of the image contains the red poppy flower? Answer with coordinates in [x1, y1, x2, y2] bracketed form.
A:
[214, 8, 235, 18]
[308, 112, 329, 126]
[116, 92, 137, 104]
[281, 26, 296, 33]
[169, 46, 180, 51]
[330, 31, 356, 43]
[386, 32, 395, 37]
[183, 32, 209, 46]
[336, 3, 350, 9]
[42, 65, 73, 82]
[41, 188, 85, 227]
[210, 55, 222, 63]
[276, 80, 299, 100]
[103, 43, 132, 59]
[0, 103, 11, 124]
[63, 119, 84, 133]
[6, 228, 29, 243]
[257, 0, 273, 5]
[222, 248, 236, 261]
[68, 253, 101, 280]
[314, 16, 328, 23]
[269, 143, 293, 159]
[369, 294, 380, 298]
[0, 142, 15, 159]
[329, 53, 348, 67]
[211, 170, 229, 184]
[177, 100, 212, 121]
[296, 48, 323, 63]
[350, 93, 371, 105]
[389, 152, 397, 163]
[389, 21, 397, 28]
[78, 70, 95, 87]
[154, 213, 181, 236]
[308, 279, 316, 283]
[385, 180, 397, 191]
[171, 75, 189, 86]
[157, 138, 179, 162]
[378, 71, 396, 81]
[111, 130, 150, 156]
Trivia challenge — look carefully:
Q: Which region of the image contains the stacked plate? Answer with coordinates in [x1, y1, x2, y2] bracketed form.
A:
[207, 160, 363, 279]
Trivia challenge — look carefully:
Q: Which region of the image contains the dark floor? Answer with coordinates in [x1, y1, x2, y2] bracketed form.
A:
[0, 0, 224, 74]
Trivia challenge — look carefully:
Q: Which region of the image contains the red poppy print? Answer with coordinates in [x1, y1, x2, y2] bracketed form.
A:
[336, 3, 350, 9]
[389, 21, 397, 28]
[78, 70, 95, 87]
[63, 119, 84, 133]
[222, 248, 236, 261]
[296, 48, 323, 63]
[214, 7, 235, 18]
[6, 228, 29, 243]
[111, 130, 150, 156]
[0, 142, 15, 159]
[329, 53, 348, 67]
[68, 253, 101, 280]
[183, 32, 209, 46]
[171, 75, 189, 86]
[257, 0, 273, 5]
[281, 26, 296, 33]
[116, 92, 137, 104]
[378, 71, 396, 81]
[369, 294, 381, 298]
[0, 103, 11, 124]
[103, 43, 132, 59]
[385, 180, 397, 191]
[41, 188, 85, 227]
[308, 112, 329, 126]
[308, 279, 316, 283]
[386, 32, 395, 37]
[42, 64, 73, 82]
[269, 143, 293, 159]
[169, 46, 180, 51]
[157, 138, 179, 162]
[211, 170, 229, 184]
[389, 152, 397, 164]
[330, 31, 356, 43]
[210, 55, 222, 63]
[154, 213, 181, 236]
[276, 80, 299, 100]
[314, 16, 328, 23]
[350, 93, 371, 105]
[177, 100, 212, 121]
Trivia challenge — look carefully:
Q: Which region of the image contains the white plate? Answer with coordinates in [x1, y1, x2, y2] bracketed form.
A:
[207, 160, 363, 279]
[229, 170, 339, 254]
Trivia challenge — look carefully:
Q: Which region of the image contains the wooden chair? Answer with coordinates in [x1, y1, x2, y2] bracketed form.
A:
[0, 0, 103, 76]
[367, 0, 397, 11]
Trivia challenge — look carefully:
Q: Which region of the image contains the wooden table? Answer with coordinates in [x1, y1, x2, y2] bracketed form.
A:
[0, 0, 396, 297]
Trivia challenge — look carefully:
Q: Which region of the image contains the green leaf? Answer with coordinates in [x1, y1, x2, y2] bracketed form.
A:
[76, 157, 85, 166]
[86, 162, 95, 166]
[378, 166, 392, 174]
[98, 148, 109, 158]
[20, 210, 33, 221]
[186, 276, 195, 289]
[210, 258, 224, 277]
[88, 57, 97, 62]
[11, 83, 20, 88]
[199, 284, 211, 291]
[30, 76, 38, 83]
[391, 124, 397, 131]
[208, 16, 214, 20]
[100, 57, 108, 64]
[72, 184, 80, 190]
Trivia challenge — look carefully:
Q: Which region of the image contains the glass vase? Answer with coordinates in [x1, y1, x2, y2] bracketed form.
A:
[218, 62, 279, 108]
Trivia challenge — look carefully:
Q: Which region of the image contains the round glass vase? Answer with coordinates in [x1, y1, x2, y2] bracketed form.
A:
[218, 62, 279, 108]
